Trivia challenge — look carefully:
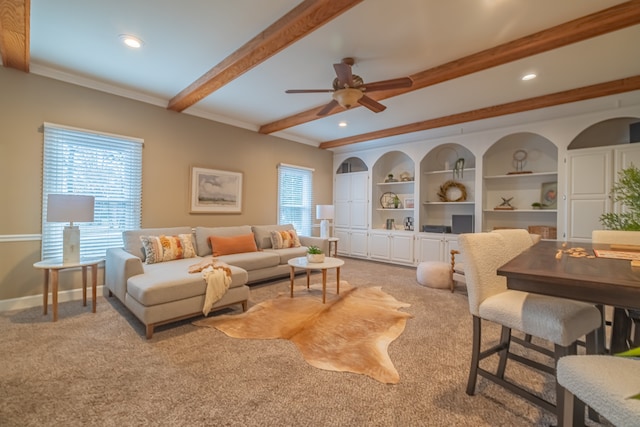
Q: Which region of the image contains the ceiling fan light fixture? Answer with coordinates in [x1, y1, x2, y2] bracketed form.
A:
[332, 88, 363, 109]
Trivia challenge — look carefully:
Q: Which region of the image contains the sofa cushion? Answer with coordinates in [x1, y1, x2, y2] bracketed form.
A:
[127, 257, 248, 306]
[264, 246, 308, 264]
[251, 224, 295, 250]
[270, 229, 301, 249]
[140, 234, 197, 264]
[216, 251, 280, 271]
[123, 227, 194, 261]
[195, 226, 253, 256]
[209, 233, 258, 256]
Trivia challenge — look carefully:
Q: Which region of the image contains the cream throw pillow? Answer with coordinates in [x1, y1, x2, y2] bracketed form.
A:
[140, 234, 196, 264]
[269, 229, 301, 249]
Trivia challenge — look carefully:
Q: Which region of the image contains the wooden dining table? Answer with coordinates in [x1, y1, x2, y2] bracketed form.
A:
[497, 240, 640, 354]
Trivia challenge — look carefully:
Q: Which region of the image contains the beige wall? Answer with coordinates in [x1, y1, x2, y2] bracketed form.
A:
[0, 67, 333, 301]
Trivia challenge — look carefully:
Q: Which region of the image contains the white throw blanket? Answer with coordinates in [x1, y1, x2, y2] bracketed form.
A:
[189, 257, 232, 316]
[201, 265, 232, 316]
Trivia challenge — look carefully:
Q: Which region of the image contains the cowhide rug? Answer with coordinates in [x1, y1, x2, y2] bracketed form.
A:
[193, 282, 412, 384]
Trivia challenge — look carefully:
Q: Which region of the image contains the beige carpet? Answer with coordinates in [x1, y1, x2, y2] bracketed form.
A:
[194, 282, 412, 384]
[0, 258, 610, 426]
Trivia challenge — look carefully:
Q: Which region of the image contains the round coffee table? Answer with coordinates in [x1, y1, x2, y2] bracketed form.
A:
[288, 256, 345, 303]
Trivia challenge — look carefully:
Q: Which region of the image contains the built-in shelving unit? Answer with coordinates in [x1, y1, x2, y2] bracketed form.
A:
[372, 151, 416, 231]
[482, 133, 558, 233]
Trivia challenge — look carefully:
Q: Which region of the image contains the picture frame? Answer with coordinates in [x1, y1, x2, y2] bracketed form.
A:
[540, 181, 557, 209]
[190, 167, 243, 213]
[404, 197, 415, 209]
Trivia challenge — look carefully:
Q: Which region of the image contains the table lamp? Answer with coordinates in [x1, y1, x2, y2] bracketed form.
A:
[47, 194, 95, 263]
[316, 205, 334, 239]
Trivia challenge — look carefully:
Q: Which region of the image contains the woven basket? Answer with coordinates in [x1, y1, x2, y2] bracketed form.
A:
[528, 225, 557, 240]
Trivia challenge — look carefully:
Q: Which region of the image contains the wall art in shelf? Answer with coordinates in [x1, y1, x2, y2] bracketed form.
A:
[540, 182, 557, 209]
[190, 167, 243, 213]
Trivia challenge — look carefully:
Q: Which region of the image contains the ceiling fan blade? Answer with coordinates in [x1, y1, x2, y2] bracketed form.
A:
[361, 77, 413, 92]
[317, 99, 340, 116]
[358, 95, 386, 113]
[333, 62, 354, 88]
[285, 89, 334, 93]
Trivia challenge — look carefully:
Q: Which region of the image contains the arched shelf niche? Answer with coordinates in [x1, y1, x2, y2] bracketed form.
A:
[419, 143, 476, 232]
[371, 151, 415, 230]
[568, 117, 640, 150]
[336, 156, 368, 174]
[482, 132, 557, 233]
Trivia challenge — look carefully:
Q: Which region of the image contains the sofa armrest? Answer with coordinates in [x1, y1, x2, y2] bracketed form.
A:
[299, 236, 329, 255]
[105, 247, 144, 301]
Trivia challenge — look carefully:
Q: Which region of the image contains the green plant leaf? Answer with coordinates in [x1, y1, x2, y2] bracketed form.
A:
[616, 347, 640, 357]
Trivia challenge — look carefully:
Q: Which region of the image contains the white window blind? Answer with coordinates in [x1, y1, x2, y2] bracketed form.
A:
[277, 163, 314, 236]
[42, 123, 142, 260]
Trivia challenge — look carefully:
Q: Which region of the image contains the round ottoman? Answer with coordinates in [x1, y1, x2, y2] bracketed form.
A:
[416, 261, 452, 289]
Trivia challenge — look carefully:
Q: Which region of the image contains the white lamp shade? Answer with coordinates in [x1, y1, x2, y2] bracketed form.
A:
[47, 194, 95, 224]
[316, 205, 335, 220]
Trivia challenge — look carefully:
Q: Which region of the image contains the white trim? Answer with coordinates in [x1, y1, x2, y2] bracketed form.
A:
[278, 163, 315, 172]
[43, 121, 144, 144]
[0, 286, 106, 312]
[0, 234, 41, 242]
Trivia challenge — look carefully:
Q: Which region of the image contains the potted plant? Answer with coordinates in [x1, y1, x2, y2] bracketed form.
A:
[393, 195, 401, 209]
[531, 202, 542, 210]
[599, 164, 640, 230]
[307, 245, 325, 263]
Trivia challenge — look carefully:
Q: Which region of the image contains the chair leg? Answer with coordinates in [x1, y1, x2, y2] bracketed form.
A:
[555, 343, 584, 427]
[466, 316, 482, 395]
[496, 326, 511, 379]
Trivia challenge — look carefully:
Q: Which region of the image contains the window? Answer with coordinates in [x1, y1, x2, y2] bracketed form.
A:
[41, 123, 142, 260]
[277, 163, 314, 236]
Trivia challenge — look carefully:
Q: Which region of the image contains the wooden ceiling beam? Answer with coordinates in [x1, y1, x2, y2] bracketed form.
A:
[167, 0, 363, 112]
[318, 75, 640, 149]
[0, 0, 30, 72]
[259, 0, 640, 135]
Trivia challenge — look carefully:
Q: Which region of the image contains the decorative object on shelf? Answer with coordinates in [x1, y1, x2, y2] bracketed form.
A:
[404, 197, 414, 209]
[528, 225, 557, 240]
[494, 197, 515, 210]
[386, 218, 395, 230]
[385, 174, 397, 183]
[436, 146, 458, 170]
[306, 245, 325, 263]
[437, 180, 467, 202]
[316, 205, 334, 239]
[453, 158, 465, 179]
[531, 202, 542, 210]
[540, 182, 557, 209]
[404, 217, 414, 231]
[399, 171, 413, 182]
[507, 149, 533, 174]
[393, 195, 401, 208]
[380, 191, 399, 208]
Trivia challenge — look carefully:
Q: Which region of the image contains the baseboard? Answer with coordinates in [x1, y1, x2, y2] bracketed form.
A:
[0, 285, 106, 313]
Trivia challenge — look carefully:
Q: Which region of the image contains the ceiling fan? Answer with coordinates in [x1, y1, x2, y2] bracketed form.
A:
[285, 58, 413, 116]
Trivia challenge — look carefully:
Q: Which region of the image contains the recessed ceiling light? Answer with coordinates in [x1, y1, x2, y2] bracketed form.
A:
[338, 121, 348, 127]
[119, 34, 144, 49]
[522, 73, 537, 81]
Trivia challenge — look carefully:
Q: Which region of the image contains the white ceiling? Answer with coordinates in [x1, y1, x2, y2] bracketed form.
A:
[27, 0, 640, 152]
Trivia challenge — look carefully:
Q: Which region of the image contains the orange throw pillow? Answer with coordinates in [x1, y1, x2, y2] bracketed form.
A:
[209, 233, 258, 256]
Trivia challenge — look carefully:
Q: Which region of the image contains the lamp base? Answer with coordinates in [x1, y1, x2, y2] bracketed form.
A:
[63, 225, 80, 264]
[320, 219, 330, 239]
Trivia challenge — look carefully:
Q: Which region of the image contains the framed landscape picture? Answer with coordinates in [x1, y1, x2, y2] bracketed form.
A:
[190, 167, 242, 213]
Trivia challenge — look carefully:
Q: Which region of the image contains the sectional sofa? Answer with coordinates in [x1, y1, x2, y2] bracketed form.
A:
[105, 224, 329, 338]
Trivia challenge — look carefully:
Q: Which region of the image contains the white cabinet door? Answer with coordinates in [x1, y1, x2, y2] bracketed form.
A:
[350, 230, 368, 257]
[334, 228, 350, 255]
[334, 172, 368, 229]
[567, 149, 612, 241]
[369, 231, 391, 260]
[416, 233, 445, 262]
[390, 233, 414, 264]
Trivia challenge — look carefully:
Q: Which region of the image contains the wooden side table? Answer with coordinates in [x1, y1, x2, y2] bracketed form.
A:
[33, 258, 103, 321]
[327, 237, 339, 257]
[288, 256, 345, 303]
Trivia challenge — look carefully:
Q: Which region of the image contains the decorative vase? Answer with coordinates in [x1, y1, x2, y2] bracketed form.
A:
[307, 253, 325, 263]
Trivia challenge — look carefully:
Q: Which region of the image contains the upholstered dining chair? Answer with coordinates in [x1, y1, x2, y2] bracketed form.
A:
[449, 230, 541, 293]
[458, 230, 602, 417]
[557, 355, 640, 426]
[592, 230, 640, 350]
